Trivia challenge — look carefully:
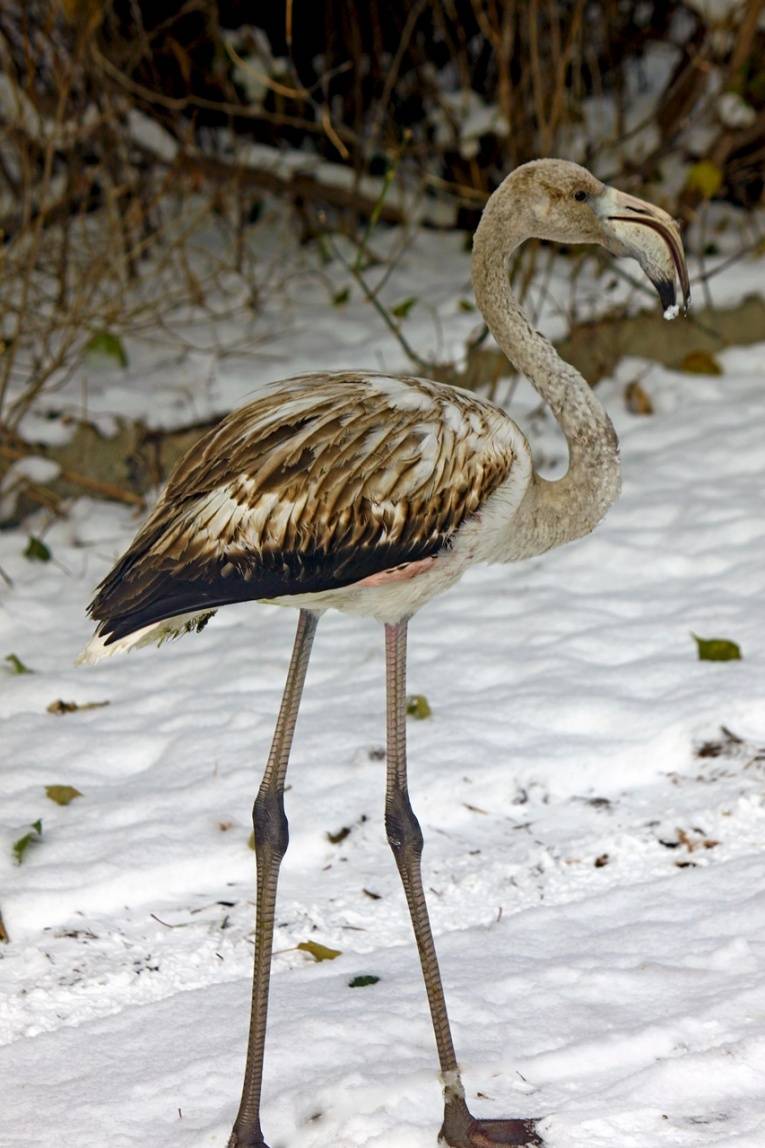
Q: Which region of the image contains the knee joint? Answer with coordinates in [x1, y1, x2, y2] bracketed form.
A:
[385, 792, 423, 858]
[253, 787, 289, 858]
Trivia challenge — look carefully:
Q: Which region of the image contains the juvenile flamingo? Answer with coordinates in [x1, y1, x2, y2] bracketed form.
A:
[80, 159, 689, 1148]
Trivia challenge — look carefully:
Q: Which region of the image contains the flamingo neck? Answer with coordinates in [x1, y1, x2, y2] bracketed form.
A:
[471, 212, 621, 556]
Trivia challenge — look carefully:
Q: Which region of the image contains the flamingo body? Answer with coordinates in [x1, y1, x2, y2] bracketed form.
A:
[80, 371, 532, 661]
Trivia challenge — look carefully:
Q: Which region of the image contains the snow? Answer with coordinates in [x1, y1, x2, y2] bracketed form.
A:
[684, 0, 749, 22]
[2, 249, 765, 1147]
[127, 108, 179, 162]
[1, 456, 62, 518]
[4, 456, 62, 485]
[717, 91, 757, 129]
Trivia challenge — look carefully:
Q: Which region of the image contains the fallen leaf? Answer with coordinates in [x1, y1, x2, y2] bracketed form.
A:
[24, 536, 51, 562]
[45, 785, 82, 806]
[5, 653, 33, 675]
[348, 974, 380, 988]
[676, 828, 719, 852]
[12, 819, 42, 865]
[297, 940, 342, 962]
[695, 725, 747, 758]
[47, 699, 110, 715]
[391, 296, 417, 320]
[624, 380, 654, 415]
[327, 826, 351, 845]
[678, 351, 723, 376]
[0, 910, 8, 943]
[406, 694, 432, 720]
[85, 330, 129, 367]
[692, 634, 742, 662]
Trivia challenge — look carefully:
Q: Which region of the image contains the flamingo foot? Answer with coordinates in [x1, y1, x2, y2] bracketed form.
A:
[439, 1102, 543, 1147]
[227, 1130, 268, 1148]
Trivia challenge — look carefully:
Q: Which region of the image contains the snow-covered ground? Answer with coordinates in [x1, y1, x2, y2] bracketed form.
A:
[1, 230, 765, 1148]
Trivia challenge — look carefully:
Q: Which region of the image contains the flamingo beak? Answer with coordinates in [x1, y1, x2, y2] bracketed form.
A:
[597, 188, 691, 319]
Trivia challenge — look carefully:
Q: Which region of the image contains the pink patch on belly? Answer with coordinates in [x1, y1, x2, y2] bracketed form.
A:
[356, 556, 437, 588]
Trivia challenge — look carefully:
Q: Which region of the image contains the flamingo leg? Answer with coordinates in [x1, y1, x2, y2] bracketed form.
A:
[384, 620, 542, 1148]
[229, 609, 319, 1148]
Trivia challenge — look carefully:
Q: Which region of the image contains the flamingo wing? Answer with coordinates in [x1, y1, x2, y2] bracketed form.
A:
[86, 373, 521, 648]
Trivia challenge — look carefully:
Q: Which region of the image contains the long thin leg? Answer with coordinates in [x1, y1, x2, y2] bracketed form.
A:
[383, 620, 541, 1148]
[229, 609, 319, 1148]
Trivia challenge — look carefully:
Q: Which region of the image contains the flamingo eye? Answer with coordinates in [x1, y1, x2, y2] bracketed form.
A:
[573, 189, 588, 202]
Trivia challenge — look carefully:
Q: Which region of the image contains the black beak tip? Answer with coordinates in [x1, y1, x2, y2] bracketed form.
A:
[654, 277, 676, 313]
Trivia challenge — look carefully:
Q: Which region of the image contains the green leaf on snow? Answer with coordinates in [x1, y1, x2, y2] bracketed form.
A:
[85, 330, 128, 368]
[12, 819, 42, 865]
[406, 693, 432, 720]
[297, 940, 342, 962]
[45, 785, 83, 806]
[391, 296, 417, 320]
[24, 536, 51, 562]
[692, 634, 742, 662]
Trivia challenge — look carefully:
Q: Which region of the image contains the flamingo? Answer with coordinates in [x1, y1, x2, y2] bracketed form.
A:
[79, 159, 689, 1148]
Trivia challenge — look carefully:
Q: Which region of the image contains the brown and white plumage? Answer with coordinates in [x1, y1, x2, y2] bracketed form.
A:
[80, 371, 530, 661]
[78, 160, 690, 1148]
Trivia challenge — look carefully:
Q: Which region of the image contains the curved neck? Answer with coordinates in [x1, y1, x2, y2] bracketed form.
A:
[471, 210, 621, 553]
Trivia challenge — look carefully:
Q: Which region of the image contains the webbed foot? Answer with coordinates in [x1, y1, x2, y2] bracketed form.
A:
[227, 1129, 268, 1148]
[440, 1102, 543, 1147]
